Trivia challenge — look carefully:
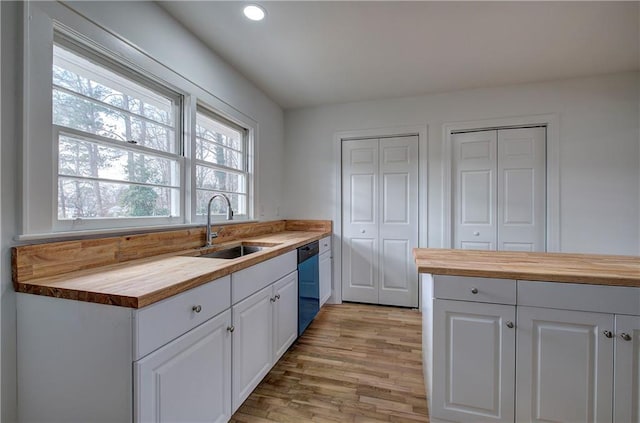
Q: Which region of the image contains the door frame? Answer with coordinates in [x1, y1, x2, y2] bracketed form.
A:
[333, 125, 428, 305]
[442, 114, 560, 252]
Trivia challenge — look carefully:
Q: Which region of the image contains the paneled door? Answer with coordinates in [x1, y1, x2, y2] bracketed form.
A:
[341, 136, 418, 307]
[452, 130, 497, 250]
[432, 299, 516, 423]
[453, 127, 546, 251]
[231, 285, 273, 413]
[516, 306, 614, 423]
[135, 309, 232, 423]
[614, 314, 640, 423]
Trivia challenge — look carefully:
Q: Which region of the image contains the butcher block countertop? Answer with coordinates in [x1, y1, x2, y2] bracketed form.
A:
[14, 229, 330, 308]
[413, 248, 640, 287]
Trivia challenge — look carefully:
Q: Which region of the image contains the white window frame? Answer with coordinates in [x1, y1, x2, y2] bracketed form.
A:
[193, 105, 252, 222]
[52, 36, 185, 228]
[22, 1, 256, 238]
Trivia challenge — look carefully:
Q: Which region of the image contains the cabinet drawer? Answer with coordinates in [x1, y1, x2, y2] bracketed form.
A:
[518, 280, 640, 315]
[434, 275, 516, 305]
[134, 276, 231, 360]
[319, 236, 331, 255]
[232, 250, 296, 304]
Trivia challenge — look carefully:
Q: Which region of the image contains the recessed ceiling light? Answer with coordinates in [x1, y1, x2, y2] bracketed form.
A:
[243, 5, 266, 21]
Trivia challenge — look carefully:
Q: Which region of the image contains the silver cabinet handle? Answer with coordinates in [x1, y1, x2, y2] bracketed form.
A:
[603, 330, 613, 339]
[227, 326, 234, 333]
[275, 294, 281, 300]
[620, 333, 632, 341]
[470, 287, 479, 294]
[270, 297, 276, 303]
[506, 321, 514, 329]
[361, 229, 366, 234]
[473, 231, 480, 236]
[192, 305, 202, 313]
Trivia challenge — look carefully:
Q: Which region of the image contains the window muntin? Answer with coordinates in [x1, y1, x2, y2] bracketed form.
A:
[53, 43, 182, 220]
[195, 109, 249, 219]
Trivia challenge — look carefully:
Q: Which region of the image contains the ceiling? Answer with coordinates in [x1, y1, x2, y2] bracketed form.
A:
[158, 1, 640, 110]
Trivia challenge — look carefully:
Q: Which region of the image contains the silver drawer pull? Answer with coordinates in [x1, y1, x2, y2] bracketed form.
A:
[603, 330, 613, 339]
[470, 287, 479, 294]
[270, 297, 276, 303]
[620, 333, 632, 341]
[227, 326, 235, 333]
[506, 321, 514, 329]
[275, 294, 281, 300]
[192, 305, 202, 313]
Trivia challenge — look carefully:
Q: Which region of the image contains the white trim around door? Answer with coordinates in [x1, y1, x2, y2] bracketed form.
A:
[442, 114, 560, 252]
[332, 125, 428, 306]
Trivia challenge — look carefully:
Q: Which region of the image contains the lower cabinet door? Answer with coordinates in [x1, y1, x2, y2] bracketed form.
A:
[516, 307, 614, 423]
[614, 314, 640, 423]
[232, 285, 274, 412]
[319, 251, 332, 306]
[432, 299, 516, 423]
[273, 271, 298, 360]
[134, 309, 232, 423]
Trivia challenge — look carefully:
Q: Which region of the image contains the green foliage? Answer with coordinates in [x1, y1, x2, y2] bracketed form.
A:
[120, 186, 159, 216]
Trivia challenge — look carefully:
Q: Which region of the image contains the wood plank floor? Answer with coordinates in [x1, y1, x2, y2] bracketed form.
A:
[230, 303, 429, 422]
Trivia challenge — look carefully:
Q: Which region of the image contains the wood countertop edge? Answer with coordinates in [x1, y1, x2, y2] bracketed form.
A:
[15, 230, 332, 308]
[413, 248, 640, 288]
[415, 266, 640, 287]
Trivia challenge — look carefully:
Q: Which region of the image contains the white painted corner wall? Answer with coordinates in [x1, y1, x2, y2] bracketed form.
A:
[1, 2, 18, 422]
[283, 72, 640, 256]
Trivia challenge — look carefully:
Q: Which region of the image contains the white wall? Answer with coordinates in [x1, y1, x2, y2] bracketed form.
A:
[284, 72, 640, 256]
[2, 1, 285, 420]
[1, 2, 19, 421]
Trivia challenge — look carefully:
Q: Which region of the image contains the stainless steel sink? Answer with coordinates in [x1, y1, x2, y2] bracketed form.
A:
[198, 245, 264, 259]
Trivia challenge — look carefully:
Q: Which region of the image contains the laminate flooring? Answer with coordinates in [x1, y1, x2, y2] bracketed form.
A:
[230, 303, 429, 422]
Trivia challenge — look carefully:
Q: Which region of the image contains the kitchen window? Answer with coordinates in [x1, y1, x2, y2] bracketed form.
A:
[195, 108, 249, 219]
[22, 3, 257, 237]
[53, 41, 183, 222]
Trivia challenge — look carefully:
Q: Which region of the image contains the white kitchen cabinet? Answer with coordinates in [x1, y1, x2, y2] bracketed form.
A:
[16, 247, 303, 423]
[319, 235, 332, 306]
[432, 299, 515, 423]
[516, 307, 614, 423]
[232, 284, 274, 412]
[614, 315, 640, 423]
[135, 309, 232, 423]
[425, 275, 640, 423]
[16, 275, 232, 423]
[231, 267, 299, 412]
[273, 271, 299, 360]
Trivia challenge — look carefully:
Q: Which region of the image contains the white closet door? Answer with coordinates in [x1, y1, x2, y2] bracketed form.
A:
[342, 136, 419, 307]
[453, 130, 497, 250]
[342, 139, 379, 304]
[497, 127, 546, 252]
[378, 136, 419, 307]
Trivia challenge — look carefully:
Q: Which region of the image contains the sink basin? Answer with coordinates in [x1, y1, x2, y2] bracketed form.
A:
[198, 245, 264, 259]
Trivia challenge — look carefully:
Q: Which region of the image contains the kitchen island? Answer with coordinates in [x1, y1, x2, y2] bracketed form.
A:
[414, 248, 640, 423]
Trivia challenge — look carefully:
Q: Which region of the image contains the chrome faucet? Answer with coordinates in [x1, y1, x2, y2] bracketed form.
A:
[205, 193, 234, 247]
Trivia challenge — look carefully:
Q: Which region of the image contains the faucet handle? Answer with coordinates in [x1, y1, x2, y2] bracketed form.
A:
[211, 226, 224, 239]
